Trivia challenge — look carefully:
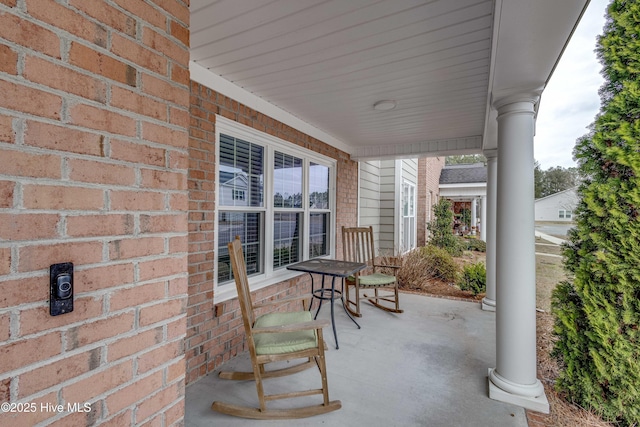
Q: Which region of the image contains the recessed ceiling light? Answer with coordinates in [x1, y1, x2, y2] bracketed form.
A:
[373, 100, 397, 111]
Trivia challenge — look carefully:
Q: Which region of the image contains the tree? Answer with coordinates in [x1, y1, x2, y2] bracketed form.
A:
[534, 161, 579, 198]
[552, 2, 640, 425]
[445, 154, 486, 165]
[427, 199, 462, 256]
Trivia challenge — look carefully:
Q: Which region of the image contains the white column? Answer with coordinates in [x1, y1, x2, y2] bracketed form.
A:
[470, 198, 477, 234]
[480, 195, 487, 242]
[481, 149, 496, 312]
[488, 96, 549, 412]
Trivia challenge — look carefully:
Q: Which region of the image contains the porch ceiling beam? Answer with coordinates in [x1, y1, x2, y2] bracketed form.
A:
[350, 135, 483, 161]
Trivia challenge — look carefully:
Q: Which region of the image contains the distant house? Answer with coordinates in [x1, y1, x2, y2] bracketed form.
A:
[439, 163, 488, 239]
[535, 187, 578, 222]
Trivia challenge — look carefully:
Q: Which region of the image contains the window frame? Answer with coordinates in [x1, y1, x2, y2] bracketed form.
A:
[214, 115, 337, 302]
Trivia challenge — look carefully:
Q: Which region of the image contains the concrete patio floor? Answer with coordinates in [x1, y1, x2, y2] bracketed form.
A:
[185, 293, 529, 427]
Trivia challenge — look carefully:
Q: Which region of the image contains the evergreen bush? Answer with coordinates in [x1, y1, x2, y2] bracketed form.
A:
[427, 199, 463, 256]
[457, 262, 486, 295]
[552, 2, 640, 424]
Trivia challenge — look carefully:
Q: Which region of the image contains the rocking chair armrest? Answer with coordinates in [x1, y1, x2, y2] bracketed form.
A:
[253, 294, 313, 310]
[252, 319, 330, 334]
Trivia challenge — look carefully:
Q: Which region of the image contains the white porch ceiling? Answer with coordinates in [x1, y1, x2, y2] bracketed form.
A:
[189, 0, 589, 160]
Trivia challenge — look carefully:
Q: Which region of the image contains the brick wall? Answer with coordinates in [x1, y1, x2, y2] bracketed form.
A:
[0, 1, 189, 425]
[417, 157, 445, 246]
[186, 82, 358, 384]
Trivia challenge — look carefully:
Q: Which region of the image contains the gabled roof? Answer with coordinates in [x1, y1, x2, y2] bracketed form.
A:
[534, 186, 578, 202]
[439, 163, 487, 184]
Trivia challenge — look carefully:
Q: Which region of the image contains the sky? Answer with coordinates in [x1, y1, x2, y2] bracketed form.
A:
[534, 0, 610, 169]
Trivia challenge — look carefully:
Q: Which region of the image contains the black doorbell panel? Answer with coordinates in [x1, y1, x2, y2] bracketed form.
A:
[50, 262, 74, 316]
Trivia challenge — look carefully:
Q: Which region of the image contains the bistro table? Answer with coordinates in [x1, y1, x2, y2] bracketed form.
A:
[287, 258, 366, 349]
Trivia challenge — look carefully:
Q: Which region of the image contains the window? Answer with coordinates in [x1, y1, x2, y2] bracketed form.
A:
[215, 116, 335, 300]
[401, 180, 416, 252]
[558, 209, 572, 219]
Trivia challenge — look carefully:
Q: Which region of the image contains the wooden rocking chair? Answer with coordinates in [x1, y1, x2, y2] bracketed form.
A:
[341, 226, 403, 317]
[211, 236, 341, 419]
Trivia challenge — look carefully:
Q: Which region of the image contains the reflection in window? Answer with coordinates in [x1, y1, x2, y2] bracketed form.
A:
[217, 212, 262, 285]
[274, 152, 302, 208]
[220, 134, 263, 207]
[309, 163, 329, 209]
[309, 213, 329, 258]
[273, 212, 300, 268]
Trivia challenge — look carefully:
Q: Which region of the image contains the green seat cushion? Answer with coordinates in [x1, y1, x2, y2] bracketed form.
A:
[253, 311, 317, 355]
[357, 273, 396, 287]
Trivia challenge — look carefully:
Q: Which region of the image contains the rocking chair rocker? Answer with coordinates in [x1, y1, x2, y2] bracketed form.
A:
[211, 236, 341, 419]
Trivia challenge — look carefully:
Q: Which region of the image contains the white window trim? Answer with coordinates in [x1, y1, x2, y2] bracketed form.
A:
[214, 115, 337, 302]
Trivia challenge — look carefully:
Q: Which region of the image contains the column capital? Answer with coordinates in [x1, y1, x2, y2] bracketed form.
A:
[492, 89, 542, 112]
[483, 148, 498, 159]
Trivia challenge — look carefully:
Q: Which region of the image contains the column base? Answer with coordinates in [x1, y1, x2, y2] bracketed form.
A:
[488, 368, 549, 413]
[481, 297, 496, 312]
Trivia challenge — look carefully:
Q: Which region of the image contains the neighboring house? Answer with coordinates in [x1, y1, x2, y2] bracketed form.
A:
[535, 187, 578, 222]
[439, 163, 488, 240]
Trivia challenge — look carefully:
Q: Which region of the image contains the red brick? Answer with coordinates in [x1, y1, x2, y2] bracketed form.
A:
[169, 105, 190, 126]
[169, 235, 188, 254]
[47, 407, 100, 427]
[0, 0, 17, 7]
[0, 391, 58, 427]
[139, 297, 185, 326]
[111, 33, 167, 75]
[111, 86, 167, 121]
[98, 410, 132, 427]
[66, 214, 134, 238]
[74, 263, 135, 293]
[166, 358, 185, 383]
[137, 340, 182, 374]
[69, 0, 136, 37]
[0, 148, 61, 179]
[25, 0, 107, 47]
[62, 360, 132, 403]
[143, 27, 189, 64]
[0, 114, 13, 143]
[68, 103, 137, 137]
[170, 192, 189, 210]
[68, 158, 136, 186]
[0, 332, 61, 374]
[18, 241, 102, 272]
[0, 312, 9, 341]
[69, 41, 136, 86]
[167, 317, 186, 340]
[139, 257, 186, 282]
[141, 214, 188, 234]
[168, 149, 188, 169]
[109, 281, 166, 311]
[110, 190, 165, 211]
[105, 371, 163, 414]
[143, 121, 188, 148]
[0, 213, 59, 240]
[23, 184, 104, 210]
[111, 0, 166, 29]
[168, 276, 187, 297]
[0, 11, 60, 58]
[66, 312, 134, 350]
[142, 72, 188, 106]
[135, 381, 182, 423]
[0, 275, 48, 309]
[152, 0, 189, 25]
[170, 20, 189, 47]
[0, 44, 17, 75]
[0, 80, 61, 120]
[0, 181, 14, 208]
[141, 168, 186, 190]
[24, 55, 107, 103]
[164, 399, 185, 426]
[109, 237, 165, 261]
[18, 348, 100, 397]
[24, 120, 105, 156]
[110, 139, 166, 167]
[19, 296, 103, 336]
[107, 327, 163, 362]
[0, 247, 11, 276]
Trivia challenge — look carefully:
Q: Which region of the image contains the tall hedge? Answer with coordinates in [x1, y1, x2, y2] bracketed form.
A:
[551, 1, 640, 425]
[427, 199, 462, 256]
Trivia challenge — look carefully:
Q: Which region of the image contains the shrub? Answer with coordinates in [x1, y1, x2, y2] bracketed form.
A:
[456, 262, 486, 295]
[419, 245, 459, 283]
[427, 199, 463, 256]
[465, 237, 486, 252]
